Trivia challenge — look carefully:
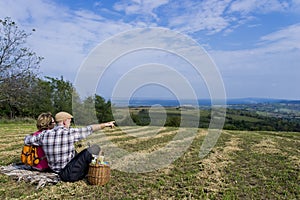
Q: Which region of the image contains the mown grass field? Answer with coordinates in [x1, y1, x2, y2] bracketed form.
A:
[0, 122, 299, 199]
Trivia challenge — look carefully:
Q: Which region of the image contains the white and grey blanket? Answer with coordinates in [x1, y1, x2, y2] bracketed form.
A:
[0, 163, 60, 189]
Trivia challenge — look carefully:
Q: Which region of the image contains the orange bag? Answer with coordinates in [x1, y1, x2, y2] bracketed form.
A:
[21, 145, 40, 166]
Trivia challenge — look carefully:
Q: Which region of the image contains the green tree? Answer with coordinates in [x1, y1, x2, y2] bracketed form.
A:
[0, 17, 43, 118]
[45, 76, 73, 114]
[95, 95, 113, 123]
[23, 78, 54, 117]
[77, 96, 98, 125]
[165, 116, 181, 127]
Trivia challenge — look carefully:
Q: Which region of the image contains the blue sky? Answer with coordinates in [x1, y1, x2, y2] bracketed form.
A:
[1, 0, 300, 100]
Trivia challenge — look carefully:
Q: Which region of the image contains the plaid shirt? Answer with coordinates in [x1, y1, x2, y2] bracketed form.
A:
[24, 125, 93, 173]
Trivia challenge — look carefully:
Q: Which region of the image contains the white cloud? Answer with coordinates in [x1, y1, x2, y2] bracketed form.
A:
[291, 0, 300, 12]
[212, 23, 300, 70]
[257, 23, 300, 52]
[113, 0, 169, 18]
[164, 0, 294, 35]
[165, 0, 232, 34]
[229, 0, 289, 14]
[0, 0, 132, 81]
[210, 23, 300, 99]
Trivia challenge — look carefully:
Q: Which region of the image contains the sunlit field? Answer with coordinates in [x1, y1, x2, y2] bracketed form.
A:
[0, 123, 299, 199]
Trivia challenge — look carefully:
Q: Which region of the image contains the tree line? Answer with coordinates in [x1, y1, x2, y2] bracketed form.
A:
[0, 17, 113, 123]
[0, 75, 114, 124]
[127, 107, 300, 132]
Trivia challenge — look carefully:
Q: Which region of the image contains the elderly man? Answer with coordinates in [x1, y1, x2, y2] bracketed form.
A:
[24, 111, 115, 182]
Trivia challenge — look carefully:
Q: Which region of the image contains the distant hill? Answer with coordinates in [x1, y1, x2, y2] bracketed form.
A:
[226, 98, 300, 105]
[111, 97, 300, 107]
[112, 97, 300, 132]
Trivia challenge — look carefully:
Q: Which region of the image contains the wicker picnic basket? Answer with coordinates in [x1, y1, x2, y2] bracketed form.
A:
[87, 163, 110, 186]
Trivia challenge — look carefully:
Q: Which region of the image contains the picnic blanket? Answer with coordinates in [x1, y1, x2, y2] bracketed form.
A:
[0, 163, 60, 189]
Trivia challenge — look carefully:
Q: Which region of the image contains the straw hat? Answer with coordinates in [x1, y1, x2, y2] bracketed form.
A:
[55, 111, 73, 122]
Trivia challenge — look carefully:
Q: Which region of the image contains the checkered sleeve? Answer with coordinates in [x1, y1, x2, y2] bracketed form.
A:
[24, 133, 43, 146]
[70, 125, 93, 142]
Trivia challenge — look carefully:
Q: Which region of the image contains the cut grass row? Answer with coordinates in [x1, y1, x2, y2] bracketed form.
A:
[0, 123, 299, 199]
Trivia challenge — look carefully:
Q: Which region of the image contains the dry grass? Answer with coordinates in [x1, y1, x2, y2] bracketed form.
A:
[0, 123, 299, 199]
[196, 132, 243, 193]
[251, 138, 282, 154]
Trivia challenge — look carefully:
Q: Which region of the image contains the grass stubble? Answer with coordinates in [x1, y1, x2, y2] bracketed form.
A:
[0, 123, 299, 199]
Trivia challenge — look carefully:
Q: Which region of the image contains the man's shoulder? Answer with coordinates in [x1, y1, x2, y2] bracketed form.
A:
[40, 126, 64, 135]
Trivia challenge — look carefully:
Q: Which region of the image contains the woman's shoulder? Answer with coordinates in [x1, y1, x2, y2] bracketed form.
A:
[33, 130, 42, 136]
